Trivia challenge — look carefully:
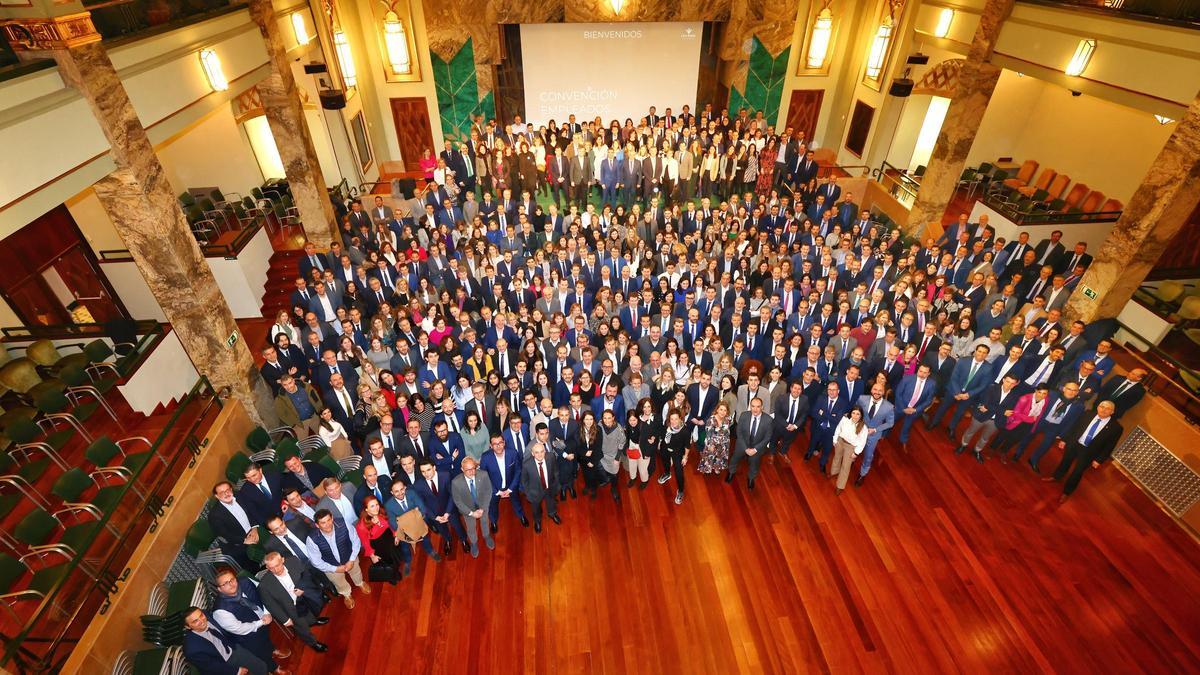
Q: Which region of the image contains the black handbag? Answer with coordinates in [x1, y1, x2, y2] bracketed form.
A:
[367, 562, 398, 584]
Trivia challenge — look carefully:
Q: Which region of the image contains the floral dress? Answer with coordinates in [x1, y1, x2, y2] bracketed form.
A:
[698, 414, 731, 474]
[756, 146, 777, 194]
[743, 152, 759, 185]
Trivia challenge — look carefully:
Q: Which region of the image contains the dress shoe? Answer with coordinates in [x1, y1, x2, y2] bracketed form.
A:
[658, 473, 672, 485]
[854, 474, 866, 487]
[358, 583, 371, 595]
[724, 473, 734, 484]
[1058, 494, 1069, 504]
[442, 540, 452, 556]
[534, 521, 542, 533]
[766, 454, 775, 465]
[835, 487, 843, 496]
[638, 481, 648, 490]
[900, 442, 909, 452]
[485, 537, 495, 550]
[490, 521, 499, 534]
[747, 478, 756, 491]
[780, 453, 792, 465]
[945, 427, 955, 440]
[519, 516, 529, 528]
[313, 616, 330, 626]
[272, 649, 292, 660]
[1028, 460, 1040, 474]
[343, 595, 356, 610]
[612, 489, 621, 503]
[461, 540, 472, 553]
[974, 451, 984, 464]
[674, 490, 684, 505]
[954, 444, 967, 455]
[549, 514, 562, 525]
[803, 452, 814, 461]
[470, 543, 479, 558]
[626, 478, 637, 487]
[558, 490, 567, 500]
[568, 487, 577, 499]
[309, 642, 328, 653]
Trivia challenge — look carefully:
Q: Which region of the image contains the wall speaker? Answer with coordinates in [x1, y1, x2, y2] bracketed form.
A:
[304, 62, 328, 74]
[906, 53, 930, 65]
[319, 90, 346, 109]
[888, 79, 914, 97]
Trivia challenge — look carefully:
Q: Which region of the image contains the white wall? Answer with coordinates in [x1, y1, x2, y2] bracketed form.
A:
[967, 70, 1174, 201]
[157, 105, 265, 195]
[118, 330, 201, 415]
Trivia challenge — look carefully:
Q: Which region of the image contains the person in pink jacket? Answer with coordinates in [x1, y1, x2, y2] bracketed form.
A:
[993, 384, 1050, 463]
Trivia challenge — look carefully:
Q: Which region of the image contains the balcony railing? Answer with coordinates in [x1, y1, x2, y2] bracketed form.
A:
[1018, 0, 1200, 27]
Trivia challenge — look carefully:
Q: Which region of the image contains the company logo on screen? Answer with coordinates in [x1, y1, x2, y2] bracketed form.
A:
[582, 29, 643, 39]
[680, 27, 696, 39]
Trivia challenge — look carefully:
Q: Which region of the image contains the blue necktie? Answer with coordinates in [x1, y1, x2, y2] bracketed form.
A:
[1082, 417, 1101, 446]
[468, 479, 478, 508]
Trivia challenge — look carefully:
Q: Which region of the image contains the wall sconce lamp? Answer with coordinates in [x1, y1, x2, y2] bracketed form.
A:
[199, 48, 228, 92]
[1154, 114, 1175, 125]
[1065, 38, 1095, 77]
[807, 6, 834, 69]
[380, 3, 413, 75]
[333, 27, 357, 87]
[865, 17, 893, 80]
[291, 12, 310, 45]
[610, 0, 623, 14]
[934, 8, 954, 38]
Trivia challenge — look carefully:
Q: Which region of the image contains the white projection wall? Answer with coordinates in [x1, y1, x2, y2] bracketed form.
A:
[521, 22, 702, 125]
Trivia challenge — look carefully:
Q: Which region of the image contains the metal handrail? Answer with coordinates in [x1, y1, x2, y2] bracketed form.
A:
[97, 220, 263, 262]
[982, 192, 1122, 226]
[0, 378, 223, 671]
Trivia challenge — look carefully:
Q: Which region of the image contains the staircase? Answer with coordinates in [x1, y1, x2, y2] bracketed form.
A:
[260, 248, 304, 317]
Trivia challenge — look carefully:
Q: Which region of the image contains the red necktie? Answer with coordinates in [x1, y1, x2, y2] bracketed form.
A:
[429, 479, 438, 496]
[538, 461, 548, 489]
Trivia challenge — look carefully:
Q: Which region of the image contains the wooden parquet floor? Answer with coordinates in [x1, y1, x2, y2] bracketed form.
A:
[278, 421, 1200, 674]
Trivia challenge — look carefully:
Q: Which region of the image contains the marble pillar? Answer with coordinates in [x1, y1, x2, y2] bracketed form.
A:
[52, 42, 278, 427]
[904, 0, 1014, 238]
[1064, 92, 1200, 323]
[247, 0, 340, 248]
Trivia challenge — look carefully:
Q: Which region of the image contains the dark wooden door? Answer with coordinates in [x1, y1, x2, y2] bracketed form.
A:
[785, 89, 824, 142]
[390, 97, 435, 173]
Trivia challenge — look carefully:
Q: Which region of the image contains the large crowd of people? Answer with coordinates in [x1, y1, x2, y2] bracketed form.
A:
[187, 103, 1148, 674]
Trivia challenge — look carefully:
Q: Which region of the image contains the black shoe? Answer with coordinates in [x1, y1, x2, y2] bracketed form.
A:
[626, 478, 637, 487]
[310, 641, 328, 653]
[954, 444, 967, 455]
[490, 522, 498, 534]
[803, 452, 814, 461]
[946, 427, 955, 440]
[461, 540, 471, 554]
[430, 552, 442, 562]
[854, 475, 865, 487]
[442, 540, 452, 556]
[558, 490, 566, 500]
[1028, 460, 1040, 474]
[534, 521, 542, 533]
[747, 478, 756, 491]
[724, 473, 734, 483]
[569, 487, 577, 499]
[519, 516, 529, 528]
[313, 617, 330, 626]
[975, 451, 985, 464]
[638, 481, 649, 490]
[549, 514, 561, 525]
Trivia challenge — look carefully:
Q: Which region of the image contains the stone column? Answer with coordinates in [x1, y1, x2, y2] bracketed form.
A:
[903, 0, 1015, 237]
[247, 0, 341, 248]
[49, 40, 277, 427]
[1064, 92, 1200, 323]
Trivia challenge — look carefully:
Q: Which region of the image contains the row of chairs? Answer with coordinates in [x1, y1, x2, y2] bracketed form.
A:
[961, 160, 1124, 217]
[113, 577, 208, 675]
[179, 187, 301, 244]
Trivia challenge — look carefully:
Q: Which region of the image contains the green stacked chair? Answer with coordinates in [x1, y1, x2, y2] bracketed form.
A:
[85, 435, 160, 473]
[59, 365, 122, 429]
[0, 444, 54, 487]
[0, 552, 73, 619]
[34, 388, 101, 442]
[225, 453, 253, 485]
[112, 646, 186, 675]
[4, 417, 70, 472]
[51, 467, 132, 516]
[178, 192, 196, 208]
[13, 506, 103, 561]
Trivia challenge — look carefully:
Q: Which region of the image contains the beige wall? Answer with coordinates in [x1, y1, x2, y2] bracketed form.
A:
[967, 70, 1174, 201]
[157, 105, 266, 197]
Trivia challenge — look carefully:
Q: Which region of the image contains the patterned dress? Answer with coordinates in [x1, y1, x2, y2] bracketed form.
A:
[698, 414, 731, 474]
[756, 146, 777, 194]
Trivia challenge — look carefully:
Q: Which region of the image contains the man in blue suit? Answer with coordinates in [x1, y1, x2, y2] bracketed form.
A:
[893, 365, 936, 452]
[599, 150, 621, 206]
[590, 381, 627, 421]
[1022, 381, 1086, 473]
[929, 345, 993, 437]
[854, 383, 894, 487]
[479, 435, 528, 530]
[686, 371, 720, 446]
[183, 607, 271, 675]
[418, 350, 455, 392]
[411, 459, 469, 556]
[429, 420, 466, 476]
[383, 480, 440, 563]
[956, 375, 1021, 463]
[502, 414, 531, 459]
[805, 381, 848, 473]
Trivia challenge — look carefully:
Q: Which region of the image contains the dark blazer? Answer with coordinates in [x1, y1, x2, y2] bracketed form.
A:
[480, 449, 523, 492]
[236, 471, 285, 526]
[280, 461, 333, 498]
[183, 617, 242, 675]
[735, 412, 774, 452]
[970, 384, 1021, 422]
[353, 476, 393, 512]
[520, 454, 559, 502]
[207, 499, 253, 546]
[1063, 414, 1124, 463]
[257, 557, 325, 626]
[1095, 376, 1146, 419]
[410, 469, 458, 519]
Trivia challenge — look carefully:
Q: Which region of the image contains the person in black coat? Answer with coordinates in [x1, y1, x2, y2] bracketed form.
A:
[237, 464, 284, 527]
[772, 379, 809, 459]
[183, 607, 270, 675]
[1095, 369, 1147, 419]
[659, 409, 691, 504]
[549, 407, 580, 499]
[210, 570, 284, 672]
[1045, 400, 1124, 501]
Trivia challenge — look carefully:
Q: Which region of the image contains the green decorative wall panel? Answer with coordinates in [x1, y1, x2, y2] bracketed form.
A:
[728, 36, 790, 127]
[430, 38, 496, 142]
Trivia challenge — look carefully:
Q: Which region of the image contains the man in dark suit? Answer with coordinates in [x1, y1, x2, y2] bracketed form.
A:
[1095, 369, 1147, 419]
[479, 435, 527, 530]
[1021, 381, 1087, 472]
[894, 365, 937, 451]
[280, 454, 333, 501]
[1044, 400, 1123, 501]
[237, 464, 284, 527]
[183, 606, 271, 675]
[1033, 230, 1066, 269]
[686, 371, 720, 446]
[354, 464, 393, 513]
[363, 416, 403, 466]
[805, 381, 848, 473]
[955, 375, 1021, 463]
[930, 346, 993, 437]
[411, 459, 469, 555]
[772, 379, 809, 461]
[520, 440, 561, 532]
[207, 481, 260, 572]
[549, 407, 580, 498]
[726, 397, 774, 490]
[257, 551, 329, 653]
[298, 242, 327, 281]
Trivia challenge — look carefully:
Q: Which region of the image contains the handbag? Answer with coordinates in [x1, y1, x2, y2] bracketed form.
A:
[626, 443, 642, 461]
[367, 562, 399, 584]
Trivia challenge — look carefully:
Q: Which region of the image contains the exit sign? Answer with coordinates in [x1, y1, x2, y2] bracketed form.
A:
[226, 331, 239, 348]
[1082, 286, 1098, 300]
